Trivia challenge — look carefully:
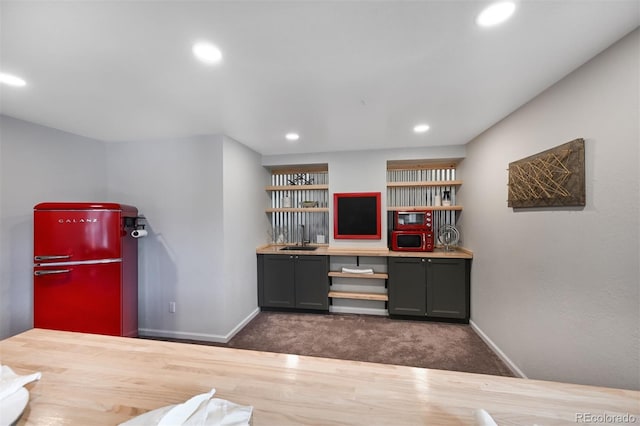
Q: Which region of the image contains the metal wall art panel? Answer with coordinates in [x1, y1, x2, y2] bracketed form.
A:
[508, 138, 585, 208]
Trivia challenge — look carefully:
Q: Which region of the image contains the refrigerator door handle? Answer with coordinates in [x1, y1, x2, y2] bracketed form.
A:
[34, 269, 70, 276]
[34, 255, 71, 261]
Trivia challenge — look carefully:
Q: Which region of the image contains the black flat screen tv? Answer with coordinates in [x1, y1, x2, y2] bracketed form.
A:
[333, 192, 381, 240]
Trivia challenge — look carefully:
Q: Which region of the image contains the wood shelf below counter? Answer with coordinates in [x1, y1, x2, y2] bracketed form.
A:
[328, 291, 388, 301]
[328, 271, 389, 279]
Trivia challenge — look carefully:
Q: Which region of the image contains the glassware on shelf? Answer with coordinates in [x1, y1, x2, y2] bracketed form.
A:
[442, 190, 451, 207]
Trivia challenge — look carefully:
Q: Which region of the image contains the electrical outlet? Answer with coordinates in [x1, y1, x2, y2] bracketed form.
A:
[169, 301, 176, 313]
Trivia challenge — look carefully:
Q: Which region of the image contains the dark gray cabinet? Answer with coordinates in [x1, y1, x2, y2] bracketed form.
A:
[294, 255, 330, 309]
[259, 254, 295, 308]
[388, 257, 470, 321]
[426, 258, 469, 319]
[258, 254, 329, 310]
[388, 257, 427, 316]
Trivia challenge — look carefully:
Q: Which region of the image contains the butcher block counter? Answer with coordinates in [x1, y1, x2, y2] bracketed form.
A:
[256, 244, 473, 259]
[1, 329, 638, 425]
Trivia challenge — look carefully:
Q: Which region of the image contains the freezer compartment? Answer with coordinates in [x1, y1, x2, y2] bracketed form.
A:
[33, 261, 136, 336]
[34, 209, 123, 262]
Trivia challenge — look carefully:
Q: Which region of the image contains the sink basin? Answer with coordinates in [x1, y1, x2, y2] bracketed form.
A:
[279, 246, 318, 251]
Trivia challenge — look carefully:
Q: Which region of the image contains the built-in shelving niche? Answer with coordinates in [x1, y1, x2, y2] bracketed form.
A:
[386, 159, 462, 237]
[329, 256, 389, 316]
[266, 164, 329, 245]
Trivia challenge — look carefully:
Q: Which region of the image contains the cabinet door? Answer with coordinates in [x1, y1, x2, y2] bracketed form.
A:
[426, 258, 469, 320]
[388, 257, 426, 316]
[261, 255, 296, 308]
[295, 255, 329, 310]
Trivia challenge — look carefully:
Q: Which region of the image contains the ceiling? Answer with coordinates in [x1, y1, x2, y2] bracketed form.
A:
[1, 1, 638, 156]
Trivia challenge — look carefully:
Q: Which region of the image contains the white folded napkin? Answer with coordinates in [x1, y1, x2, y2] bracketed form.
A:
[159, 389, 216, 426]
[120, 388, 253, 426]
[474, 409, 498, 426]
[0, 365, 41, 401]
[341, 267, 374, 274]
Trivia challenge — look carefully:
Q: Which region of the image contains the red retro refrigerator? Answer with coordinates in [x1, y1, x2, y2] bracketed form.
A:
[33, 202, 139, 337]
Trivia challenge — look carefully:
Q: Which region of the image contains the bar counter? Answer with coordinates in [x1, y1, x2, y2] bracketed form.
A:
[1, 328, 637, 425]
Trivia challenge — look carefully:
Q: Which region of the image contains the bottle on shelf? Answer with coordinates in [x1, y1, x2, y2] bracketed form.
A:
[281, 192, 291, 208]
[442, 190, 451, 207]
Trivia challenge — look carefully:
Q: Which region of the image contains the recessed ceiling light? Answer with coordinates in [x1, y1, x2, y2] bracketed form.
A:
[476, 1, 516, 27]
[0, 72, 27, 87]
[413, 124, 430, 134]
[192, 42, 222, 64]
[285, 133, 300, 141]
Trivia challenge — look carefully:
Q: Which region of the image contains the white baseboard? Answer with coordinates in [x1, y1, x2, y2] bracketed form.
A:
[329, 306, 388, 316]
[225, 307, 261, 341]
[470, 320, 527, 379]
[139, 307, 260, 344]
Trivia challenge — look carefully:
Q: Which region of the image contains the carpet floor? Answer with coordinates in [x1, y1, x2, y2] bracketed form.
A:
[221, 311, 514, 377]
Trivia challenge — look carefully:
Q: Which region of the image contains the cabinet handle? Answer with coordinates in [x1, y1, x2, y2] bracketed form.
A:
[428, 259, 432, 263]
[421, 259, 425, 262]
[289, 255, 294, 259]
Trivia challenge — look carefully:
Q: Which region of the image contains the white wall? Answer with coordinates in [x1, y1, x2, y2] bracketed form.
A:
[458, 29, 639, 390]
[263, 145, 466, 248]
[106, 135, 266, 341]
[328, 151, 387, 248]
[221, 136, 271, 333]
[0, 115, 107, 339]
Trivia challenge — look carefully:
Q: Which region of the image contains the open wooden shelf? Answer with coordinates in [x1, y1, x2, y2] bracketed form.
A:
[386, 180, 463, 188]
[328, 291, 388, 302]
[386, 159, 461, 170]
[328, 271, 388, 280]
[387, 205, 463, 211]
[265, 184, 329, 191]
[265, 207, 329, 213]
[270, 164, 328, 174]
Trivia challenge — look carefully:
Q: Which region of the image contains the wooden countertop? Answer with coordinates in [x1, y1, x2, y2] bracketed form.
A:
[1, 329, 637, 425]
[257, 244, 473, 259]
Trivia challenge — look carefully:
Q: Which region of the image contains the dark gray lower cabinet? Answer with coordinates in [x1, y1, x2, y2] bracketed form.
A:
[294, 255, 330, 309]
[388, 257, 470, 321]
[258, 254, 329, 310]
[426, 258, 469, 319]
[388, 257, 427, 316]
[259, 255, 295, 308]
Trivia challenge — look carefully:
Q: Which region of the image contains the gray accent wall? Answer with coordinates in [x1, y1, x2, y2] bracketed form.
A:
[0, 115, 107, 339]
[458, 29, 639, 390]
